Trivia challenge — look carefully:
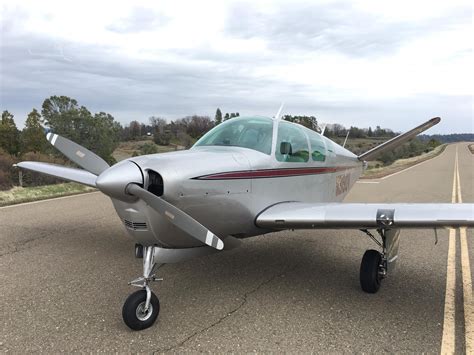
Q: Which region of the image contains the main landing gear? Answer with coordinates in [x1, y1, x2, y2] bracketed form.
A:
[122, 245, 162, 330]
[359, 228, 400, 294]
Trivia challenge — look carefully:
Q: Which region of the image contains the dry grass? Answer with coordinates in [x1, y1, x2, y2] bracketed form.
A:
[361, 144, 447, 179]
[0, 183, 96, 207]
[113, 140, 179, 161]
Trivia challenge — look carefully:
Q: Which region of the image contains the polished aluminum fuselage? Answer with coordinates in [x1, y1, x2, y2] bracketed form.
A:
[112, 119, 363, 248]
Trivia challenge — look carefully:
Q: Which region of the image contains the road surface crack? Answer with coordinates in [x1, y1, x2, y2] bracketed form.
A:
[0, 222, 105, 257]
[156, 265, 296, 353]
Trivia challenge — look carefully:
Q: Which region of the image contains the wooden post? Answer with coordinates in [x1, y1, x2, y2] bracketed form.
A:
[18, 170, 23, 187]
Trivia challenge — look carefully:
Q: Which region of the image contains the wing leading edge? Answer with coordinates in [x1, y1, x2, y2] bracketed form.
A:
[256, 202, 474, 230]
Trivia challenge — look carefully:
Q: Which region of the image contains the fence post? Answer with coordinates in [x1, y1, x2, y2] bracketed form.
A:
[18, 170, 23, 187]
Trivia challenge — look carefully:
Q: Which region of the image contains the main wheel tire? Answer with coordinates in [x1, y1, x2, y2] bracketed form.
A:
[360, 249, 383, 293]
[122, 289, 160, 330]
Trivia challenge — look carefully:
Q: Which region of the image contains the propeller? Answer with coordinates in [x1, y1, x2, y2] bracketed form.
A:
[16, 132, 225, 250]
[46, 132, 110, 175]
[126, 184, 224, 250]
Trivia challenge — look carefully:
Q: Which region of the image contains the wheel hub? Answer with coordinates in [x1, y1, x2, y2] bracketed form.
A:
[136, 302, 153, 321]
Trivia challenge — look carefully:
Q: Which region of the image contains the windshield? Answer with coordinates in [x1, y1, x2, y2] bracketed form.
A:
[194, 117, 274, 155]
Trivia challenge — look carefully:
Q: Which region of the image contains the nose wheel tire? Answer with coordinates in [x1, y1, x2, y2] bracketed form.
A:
[360, 249, 383, 293]
[122, 289, 160, 330]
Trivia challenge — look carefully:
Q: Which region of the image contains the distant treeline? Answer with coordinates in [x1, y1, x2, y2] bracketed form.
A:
[419, 133, 473, 143]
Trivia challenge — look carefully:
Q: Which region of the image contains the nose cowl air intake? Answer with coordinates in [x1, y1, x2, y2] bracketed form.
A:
[96, 160, 143, 201]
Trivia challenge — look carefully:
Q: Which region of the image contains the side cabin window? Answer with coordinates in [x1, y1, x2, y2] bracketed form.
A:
[275, 121, 309, 162]
[307, 131, 326, 162]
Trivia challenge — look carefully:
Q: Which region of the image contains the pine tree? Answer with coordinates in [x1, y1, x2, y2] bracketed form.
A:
[215, 108, 222, 125]
[21, 109, 47, 153]
[224, 113, 230, 121]
[0, 110, 20, 155]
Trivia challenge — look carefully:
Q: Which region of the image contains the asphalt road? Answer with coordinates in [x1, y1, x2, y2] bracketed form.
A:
[1, 143, 472, 353]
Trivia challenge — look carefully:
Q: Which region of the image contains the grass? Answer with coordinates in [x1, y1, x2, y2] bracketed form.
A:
[361, 144, 447, 179]
[113, 139, 180, 161]
[0, 183, 96, 207]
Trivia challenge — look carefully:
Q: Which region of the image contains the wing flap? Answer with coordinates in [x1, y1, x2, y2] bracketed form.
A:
[15, 161, 97, 187]
[256, 202, 474, 229]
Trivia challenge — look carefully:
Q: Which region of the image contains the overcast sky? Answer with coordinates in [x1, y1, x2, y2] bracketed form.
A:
[1, 0, 472, 133]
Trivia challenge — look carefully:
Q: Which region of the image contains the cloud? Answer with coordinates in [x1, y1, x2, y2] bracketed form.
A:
[225, 2, 471, 57]
[106, 7, 170, 33]
[0, 0, 471, 134]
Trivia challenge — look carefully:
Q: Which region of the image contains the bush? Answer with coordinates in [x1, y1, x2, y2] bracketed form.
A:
[19, 152, 68, 187]
[0, 149, 16, 190]
[140, 143, 159, 155]
[153, 132, 171, 146]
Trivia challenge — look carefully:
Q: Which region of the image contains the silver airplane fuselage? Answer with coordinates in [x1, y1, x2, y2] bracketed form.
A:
[111, 118, 362, 248]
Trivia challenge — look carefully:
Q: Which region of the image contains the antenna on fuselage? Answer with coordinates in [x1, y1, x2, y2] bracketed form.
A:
[274, 102, 285, 120]
[343, 130, 350, 148]
[321, 123, 327, 135]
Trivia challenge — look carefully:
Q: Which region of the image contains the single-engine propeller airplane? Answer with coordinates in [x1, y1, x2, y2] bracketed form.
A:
[15, 113, 473, 330]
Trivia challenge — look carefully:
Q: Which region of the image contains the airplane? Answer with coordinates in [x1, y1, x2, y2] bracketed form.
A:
[15, 113, 473, 331]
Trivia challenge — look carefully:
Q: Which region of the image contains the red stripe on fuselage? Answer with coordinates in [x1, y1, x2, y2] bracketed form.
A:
[194, 166, 354, 180]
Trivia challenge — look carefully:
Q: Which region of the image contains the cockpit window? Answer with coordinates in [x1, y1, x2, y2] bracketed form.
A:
[193, 117, 273, 155]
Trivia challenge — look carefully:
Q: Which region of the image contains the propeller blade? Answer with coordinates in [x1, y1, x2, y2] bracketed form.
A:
[15, 161, 97, 187]
[126, 184, 224, 250]
[46, 133, 110, 175]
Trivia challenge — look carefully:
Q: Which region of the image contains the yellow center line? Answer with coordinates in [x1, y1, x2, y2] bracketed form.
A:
[456, 146, 473, 353]
[441, 147, 458, 354]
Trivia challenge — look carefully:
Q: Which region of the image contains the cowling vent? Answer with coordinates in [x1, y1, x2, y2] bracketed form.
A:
[124, 219, 148, 231]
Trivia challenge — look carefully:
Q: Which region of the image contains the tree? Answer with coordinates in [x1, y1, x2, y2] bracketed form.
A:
[40, 96, 122, 163]
[0, 110, 20, 155]
[215, 108, 222, 125]
[367, 127, 373, 137]
[186, 115, 213, 138]
[282, 115, 319, 132]
[129, 121, 141, 140]
[21, 108, 47, 154]
[149, 116, 167, 134]
[83, 112, 122, 164]
[224, 113, 230, 121]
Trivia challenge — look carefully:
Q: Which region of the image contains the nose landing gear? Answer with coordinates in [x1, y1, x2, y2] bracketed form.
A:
[123, 246, 162, 330]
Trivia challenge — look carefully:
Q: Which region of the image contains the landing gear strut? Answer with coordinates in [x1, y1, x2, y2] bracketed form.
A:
[123, 246, 162, 330]
[359, 227, 400, 294]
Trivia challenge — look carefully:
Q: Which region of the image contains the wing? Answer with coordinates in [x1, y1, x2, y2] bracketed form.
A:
[256, 202, 474, 230]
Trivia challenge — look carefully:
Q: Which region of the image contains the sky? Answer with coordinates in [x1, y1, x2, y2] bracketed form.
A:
[0, 0, 472, 133]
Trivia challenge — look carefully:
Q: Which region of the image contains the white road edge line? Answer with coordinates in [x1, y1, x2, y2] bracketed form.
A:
[378, 155, 435, 180]
[0, 191, 100, 209]
[440, 147, 458, 354]
[359, 147, 444, 183]
[456, 147, 473, 353]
